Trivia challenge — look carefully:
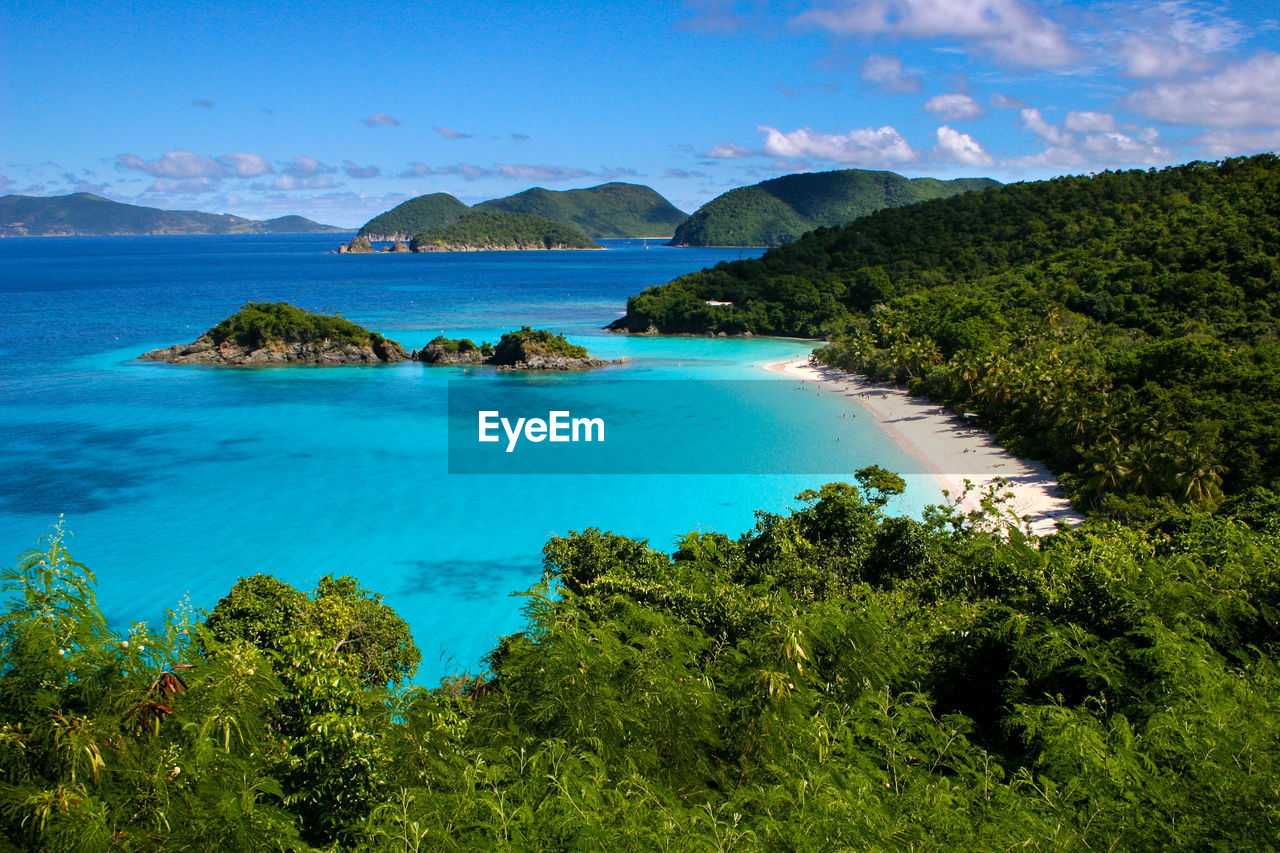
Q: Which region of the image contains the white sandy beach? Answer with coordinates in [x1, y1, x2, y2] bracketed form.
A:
[764, 357, 1083, 536]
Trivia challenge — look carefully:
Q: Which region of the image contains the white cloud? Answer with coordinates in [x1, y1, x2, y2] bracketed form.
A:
[143, 177, 221, 195]
[494, 163, 594, 181]
[991, 93, 1024, 110]
[263, 174, 337, 191]
[924, 93, 984, 121]
[282, 156, 335, 178]
[665, 168, 710, 179]
[860, 54, 922, 93]
[116, 149, 226, 179]
[933, 126, 995, 165]
[435, 127, 473, 139]
[1013, 108, 1171, 168]
[1062, 111, 1116, 133]
[362, 112, 401, 128]
[1128, 52, 1280, 129]
[1111, 1, 1245, 78]
[796, 0, 1077, 68]
[219, 153, 273, 178]
[703, 142, 756, 158]
[342, 161, 381, 179]
[1192, 128, 1280, 158]
[758, 125, 917, 165]
[1020, 108, 1072, 146]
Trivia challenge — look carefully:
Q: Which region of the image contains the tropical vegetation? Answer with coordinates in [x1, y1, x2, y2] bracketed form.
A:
[616, 155, 1280, 509]
[473, 182, 687, 239]
[209, 302, 391, 349]
[669, 169, 999, 247]
[4, 475, 1279, 849]
[409, 212, 601, 251]
[356, 194, 469, 239]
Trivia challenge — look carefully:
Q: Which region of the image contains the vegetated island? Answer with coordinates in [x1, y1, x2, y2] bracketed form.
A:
[669, 169, 1000, 247]
[340, 212, 601, 253]
[140, 302, 410, 365]
[0, 192, 347, 237]
[613, 153, 1280, 515]
[416, 326, 625, 370]
[352, 182, 687, 242]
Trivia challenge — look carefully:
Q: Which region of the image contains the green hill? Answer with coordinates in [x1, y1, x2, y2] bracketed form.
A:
[473, 182, 687, 238]
[356, 193, 469, 239]
[409, 211, 601, 251]
[670, 169, 1000, 247]
[615, 154, 1280, 506]
[0, 193, 346, 236]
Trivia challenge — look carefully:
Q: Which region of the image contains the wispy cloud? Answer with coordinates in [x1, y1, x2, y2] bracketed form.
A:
[342, 161, 381, 179]
[220, 153, 273, 178]
[860, 54, 922, 94]
[665, 168, 710, 179]
[796, 0, 1078, 68]
[702, 142, 756, 159]
[510, 132, 531, 141]
[191, 98, 214, 109]
[1013, 107, 1171, 169]
[924, 93, 984, 121]
[435, 126, 473, 139]
[281, 156, 336, 178]
[363, 112, 402, 128]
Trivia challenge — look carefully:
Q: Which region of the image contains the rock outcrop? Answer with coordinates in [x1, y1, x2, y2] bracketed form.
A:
[415, 328, 627, 371]
[142, 336, 410, 365]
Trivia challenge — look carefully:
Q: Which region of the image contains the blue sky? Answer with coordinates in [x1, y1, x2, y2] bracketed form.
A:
[3, 0, 1279, 227]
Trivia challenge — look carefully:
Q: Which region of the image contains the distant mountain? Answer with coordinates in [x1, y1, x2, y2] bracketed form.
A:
[0, 193, 346, 237]
[670, 170, 1001, 247]
[357, 193, 470, 240]
[472, 183, 687, 238]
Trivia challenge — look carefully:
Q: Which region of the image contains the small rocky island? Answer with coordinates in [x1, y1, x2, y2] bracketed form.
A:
[338, 211, 601, 254]
[140, 302, 410, 366]
[416, 327, 626, 370]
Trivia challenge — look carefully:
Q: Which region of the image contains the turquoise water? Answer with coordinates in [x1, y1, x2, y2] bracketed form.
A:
[0, 235, 939, 681]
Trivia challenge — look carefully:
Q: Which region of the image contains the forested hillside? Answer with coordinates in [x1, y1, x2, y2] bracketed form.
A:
[409, 211, 600, 250]
[473, 182, 687, 238]
[356, 193, 469, 239]
[669, 169, 998, 247]
[615, 155, 1280, 507]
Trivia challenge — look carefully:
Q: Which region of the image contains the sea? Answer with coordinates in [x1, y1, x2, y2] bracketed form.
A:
[0, 234, 939, 683]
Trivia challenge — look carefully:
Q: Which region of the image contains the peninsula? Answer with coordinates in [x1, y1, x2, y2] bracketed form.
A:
[140, 302, 410, 366]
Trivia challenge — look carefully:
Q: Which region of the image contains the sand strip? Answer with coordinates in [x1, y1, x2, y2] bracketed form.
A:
[764, 357, 1082, 536]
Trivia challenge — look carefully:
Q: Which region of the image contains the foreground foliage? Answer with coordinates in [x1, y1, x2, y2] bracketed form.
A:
[3, 483, 1278, 850]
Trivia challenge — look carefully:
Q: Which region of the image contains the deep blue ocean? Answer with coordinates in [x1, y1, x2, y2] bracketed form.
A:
[0, 234, 938, 682]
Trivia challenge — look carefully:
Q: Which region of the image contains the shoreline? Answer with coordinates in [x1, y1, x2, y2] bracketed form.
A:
[763, 357, 1083, 536]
